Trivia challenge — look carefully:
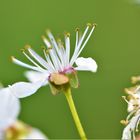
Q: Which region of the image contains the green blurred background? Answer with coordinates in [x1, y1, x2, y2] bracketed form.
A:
[0, 0, 140, 139]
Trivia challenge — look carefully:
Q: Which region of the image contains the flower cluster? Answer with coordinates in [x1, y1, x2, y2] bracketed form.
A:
[0, 23, 98, 140]
[121, 76, 140, 139]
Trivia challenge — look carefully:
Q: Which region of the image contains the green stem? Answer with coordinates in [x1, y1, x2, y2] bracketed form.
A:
[64, 88, 87, 140]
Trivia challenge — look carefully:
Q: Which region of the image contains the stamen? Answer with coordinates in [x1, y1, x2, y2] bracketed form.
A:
[126, 110, 137, 121]
[65, 32, 70, 65]
[75, 28, 79, 49]
[120, 120, 129, 125]
[122, 96, 130, 104]
[93, 23, 97, 27]
[86, 23, 92, 27]
[42, 48, 55, 71]
[70, 24, 91, 65]
[131, 76, 140, 84]
[21, 49, 45, 71]
[11, 56, 44, 72]
[57, 39, 66, 68]
[76, 24, 96, 58]
[75, 27, 80, 32]
[45, 46, 62, 71]
[124, 87, 138, 95]
[135, 115, 140, 134]
[46, 30, 64, 70]
[26, 46, 54, 72]
[42, 35, 51, 48]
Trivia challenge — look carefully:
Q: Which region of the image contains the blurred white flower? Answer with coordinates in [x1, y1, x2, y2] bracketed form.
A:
[0, 84, 47, 139]
[121, 86, 140, 139]
[130, 0, 140, 4]
[0, 87, 20, 131]
[122, 111, 140, 140]
[10, 24, 97, 98]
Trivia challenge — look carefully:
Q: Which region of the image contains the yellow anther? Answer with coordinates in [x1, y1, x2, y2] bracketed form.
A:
[93, 23, 97, 27]
[46, 29, 51, 34]
[87, 23, 92, 27]
[131, 76, 140, 84]
[75, 27, 80, 32]
[41, 35, 46, 40]
[120, 120, 129, 125]
[10, 56, 15, 62]
[124, 86, 138, 95]
[24, 44, 31, 50]
[20, 49, 25, 53]
[64, 32, 70, 37]
[41, 46, 46, 50]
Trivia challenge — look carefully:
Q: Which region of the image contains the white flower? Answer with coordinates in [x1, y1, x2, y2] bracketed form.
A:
[10, 24, 98, 98]
[123, 86, 140, 112]
[122, 111, 140, 140]
[25, 128, 47, 139]
[0, 84, 47, 139]
[0, 86, 20, 131]
[5, 121, 47, 140]
[122, 86, 140, 139]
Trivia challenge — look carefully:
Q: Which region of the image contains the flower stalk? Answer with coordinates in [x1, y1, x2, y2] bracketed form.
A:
[64, 88, 87, 140]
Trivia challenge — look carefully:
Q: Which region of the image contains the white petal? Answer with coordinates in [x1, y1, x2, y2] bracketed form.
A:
[127, 103, 134, 112]
[122, 124, 132, 140]
[127, 99, 136, 112]
[0, 88, 20, 130]
[9, 81, 46, 98]
[75, 57, 97, 72]
[122, 112, 140, 139]
[24, 128, 47, 139]
[25, 70, 49, 86]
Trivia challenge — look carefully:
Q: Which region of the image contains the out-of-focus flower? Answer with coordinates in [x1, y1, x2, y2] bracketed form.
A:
[132, 0, 140, 4]
[10, 23, 97, 97]
[121, 84, 140, 139]
[131, 76, 140, 84]
[0, 84, 47, 139]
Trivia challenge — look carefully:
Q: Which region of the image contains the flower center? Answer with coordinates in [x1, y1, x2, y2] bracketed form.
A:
[5, 121, 30, 140]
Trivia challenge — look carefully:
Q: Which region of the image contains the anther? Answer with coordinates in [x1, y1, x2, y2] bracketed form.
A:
[10, 56, 15, 62]
[75, 27, 80, 32]
[64, 32, 70, 37]
[24, 44, 31, 50]
[41, 46, 46, 50]
[46, 29, 51, 34]
[131, 76, 140, 84]
[93, 23, 97, 27]
[20, 49, 25, 53]
[87, 23, 92, 27]
[120, 120, 129, 125]
[41, 35, 46, 40]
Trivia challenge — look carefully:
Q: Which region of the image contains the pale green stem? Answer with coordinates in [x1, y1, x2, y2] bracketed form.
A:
[64, 88, 87, 140]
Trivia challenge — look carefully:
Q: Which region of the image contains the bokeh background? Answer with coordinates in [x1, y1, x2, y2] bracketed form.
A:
[0, 0, 140, 139]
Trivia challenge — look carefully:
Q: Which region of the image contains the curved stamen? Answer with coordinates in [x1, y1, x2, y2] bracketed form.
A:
[11, 56, 45, 72]
[26, 46, 54, 72]
[65, 33, 71, 66]
[42, 36, 62, 71]
[42, 48, 55, 72]
[21, 49, 45, 71]
[46, 31, 63, 67]
[70, 24, 91, 65]
[76, 24, 96, 59]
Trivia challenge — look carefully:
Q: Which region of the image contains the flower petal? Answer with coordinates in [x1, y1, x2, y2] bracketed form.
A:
[9, 81, 46, 98]
[25, 128, 47, 139]
[75, 57, 97, 72]
[0, 87, 20, 130]
[25, 70, 49, 86]
[122, 113, 140, 139]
